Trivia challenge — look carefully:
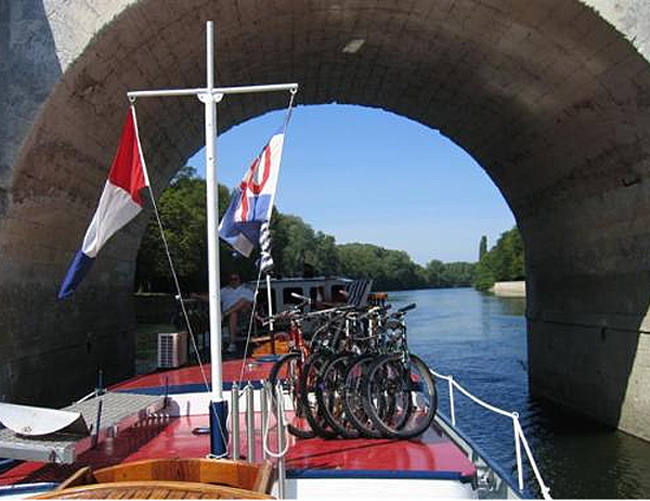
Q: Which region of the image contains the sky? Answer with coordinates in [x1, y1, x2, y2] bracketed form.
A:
[187, 104, 515, 265]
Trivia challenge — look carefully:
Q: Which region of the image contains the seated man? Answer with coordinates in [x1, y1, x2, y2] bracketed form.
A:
[221, 273, 254, 352]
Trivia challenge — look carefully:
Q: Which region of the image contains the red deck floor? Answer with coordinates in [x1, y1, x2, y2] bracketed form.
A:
[111, 359, 276, 390]
[0, 360, 476, 486]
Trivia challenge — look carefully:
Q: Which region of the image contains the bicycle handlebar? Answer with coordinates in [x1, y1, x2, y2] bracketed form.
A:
[262, 304, 304, 325]
[397, 302, 417, 313]
[260, 300, 413, 327]
[290, 292, 311, 303]
[354, 305, 383, 321]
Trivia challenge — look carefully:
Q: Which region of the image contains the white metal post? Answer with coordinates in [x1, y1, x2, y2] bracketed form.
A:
[201, 21, 229, 457]
[261, 382, 269, 460]
[246, 383, 256, 462]
[203, 21, 224, 404]
[513, 413, 524, 492]
[266, 274, 274, 330]
[448, 376, 456, 427]
[231, 382, 240, 460]
[276, 383, 287, 499]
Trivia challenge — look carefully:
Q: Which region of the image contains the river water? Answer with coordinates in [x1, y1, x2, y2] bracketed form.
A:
[388, 287, 650, 499]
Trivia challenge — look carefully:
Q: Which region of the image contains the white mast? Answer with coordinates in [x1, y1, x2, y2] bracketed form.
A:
[128, 21, 297, 456]
[202, 21, 223, 407]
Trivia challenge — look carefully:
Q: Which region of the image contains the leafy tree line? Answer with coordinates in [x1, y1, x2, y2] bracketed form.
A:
[135, 167, 478, 292]
[473, 227, 525, 291]
[136, 166, 256, 292]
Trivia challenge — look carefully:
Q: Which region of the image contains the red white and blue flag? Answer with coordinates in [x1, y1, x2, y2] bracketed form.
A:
[58, 108, 149, 299]
[219, 131, 284, 257]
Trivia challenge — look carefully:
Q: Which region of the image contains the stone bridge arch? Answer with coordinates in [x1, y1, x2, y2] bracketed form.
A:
[1, 0, 650, 440]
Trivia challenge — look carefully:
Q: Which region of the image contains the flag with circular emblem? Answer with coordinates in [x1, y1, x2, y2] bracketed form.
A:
[219, 131, 284, 257]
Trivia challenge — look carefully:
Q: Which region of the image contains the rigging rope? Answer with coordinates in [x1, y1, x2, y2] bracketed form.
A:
[130, 87, 297, 454]
[132, 102, 228, 451]
[236, 88, 297, 388]
[131, 103, 211, 396]
[237, 264, 264, 387]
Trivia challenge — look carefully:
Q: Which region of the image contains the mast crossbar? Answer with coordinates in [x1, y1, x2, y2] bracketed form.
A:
[127, 83, 298, 100]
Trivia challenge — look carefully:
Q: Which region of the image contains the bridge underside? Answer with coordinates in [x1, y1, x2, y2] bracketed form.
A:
[1, 0, 650, 440]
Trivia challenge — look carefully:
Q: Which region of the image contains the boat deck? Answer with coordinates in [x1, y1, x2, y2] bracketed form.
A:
[0, 393, 165, 464]
[0, 358, 476, 488]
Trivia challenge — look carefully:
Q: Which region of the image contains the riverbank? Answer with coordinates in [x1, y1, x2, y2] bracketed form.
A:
[490, 280, 526, 297]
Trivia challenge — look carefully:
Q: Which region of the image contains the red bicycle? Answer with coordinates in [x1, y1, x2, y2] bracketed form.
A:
[266, 297, 315, 438]
[267, 295, 343, 438]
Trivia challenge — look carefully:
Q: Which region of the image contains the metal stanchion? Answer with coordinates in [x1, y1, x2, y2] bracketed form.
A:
[261, 381, 269, 460]
[276, 383, 286, 499]
[245, 383, 256, 462]
[231, 383, 240, 460]
[91, 399, 103, 448]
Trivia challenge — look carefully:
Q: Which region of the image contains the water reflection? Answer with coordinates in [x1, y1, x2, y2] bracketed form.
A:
[388, 288, 650, 499]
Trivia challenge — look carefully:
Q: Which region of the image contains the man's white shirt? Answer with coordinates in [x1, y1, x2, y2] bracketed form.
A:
[221, 285, 254, 312]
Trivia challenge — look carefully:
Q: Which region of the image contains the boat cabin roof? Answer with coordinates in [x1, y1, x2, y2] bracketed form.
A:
[249, 276, 353, 313]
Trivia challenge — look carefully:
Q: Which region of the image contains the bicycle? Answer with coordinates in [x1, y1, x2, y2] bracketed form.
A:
[267, 295, 347, 439]
[318, 306, 388, 439]
[299, 306, 355, 439]
[362, 303, 438, 439]
[266, 297, 315, 438]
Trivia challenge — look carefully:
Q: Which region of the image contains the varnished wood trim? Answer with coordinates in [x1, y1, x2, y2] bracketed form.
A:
[85, 458, 274, 493]
[55, 467, 97, 491]
[30, 480, 273, 499]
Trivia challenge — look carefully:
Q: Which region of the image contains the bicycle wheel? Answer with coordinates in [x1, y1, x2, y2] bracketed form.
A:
[364, 353, 437, 439]
[342, 355, 384, 438]
[318, 354, 361, 439]
[299, 352, 338, 439]
[363, 354, 412, 438]
[268, 352, 315, 439]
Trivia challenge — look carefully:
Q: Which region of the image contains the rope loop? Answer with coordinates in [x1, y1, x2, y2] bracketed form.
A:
[262, 384, 290, 459]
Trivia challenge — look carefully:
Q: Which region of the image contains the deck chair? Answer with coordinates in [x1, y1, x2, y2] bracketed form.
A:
[345, 278, 373, 308]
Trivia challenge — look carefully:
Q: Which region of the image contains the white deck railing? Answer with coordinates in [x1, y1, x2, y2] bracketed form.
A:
[429, 370, 552, 500]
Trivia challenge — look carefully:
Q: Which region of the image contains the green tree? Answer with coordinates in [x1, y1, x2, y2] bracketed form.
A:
[479, 235, 488, 260]
[441, 262, 475, 287]
[338, 244, 383, 282]
[313, 232, 341, 276]
[136, 167, 511, 295]
[338, 243, 428, 291]
[473, 258, 496, 291]
[272, 214, 317, 276]
[135, 167, 255, 292]
[425, 260, 445, 288]
[491, 228, 525, 281]
[136, 166, 209, 291]
[472, 226, 525, 291]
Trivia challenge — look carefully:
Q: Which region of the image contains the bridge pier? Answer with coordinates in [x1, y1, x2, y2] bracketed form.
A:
[527, 272, 650, 442]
